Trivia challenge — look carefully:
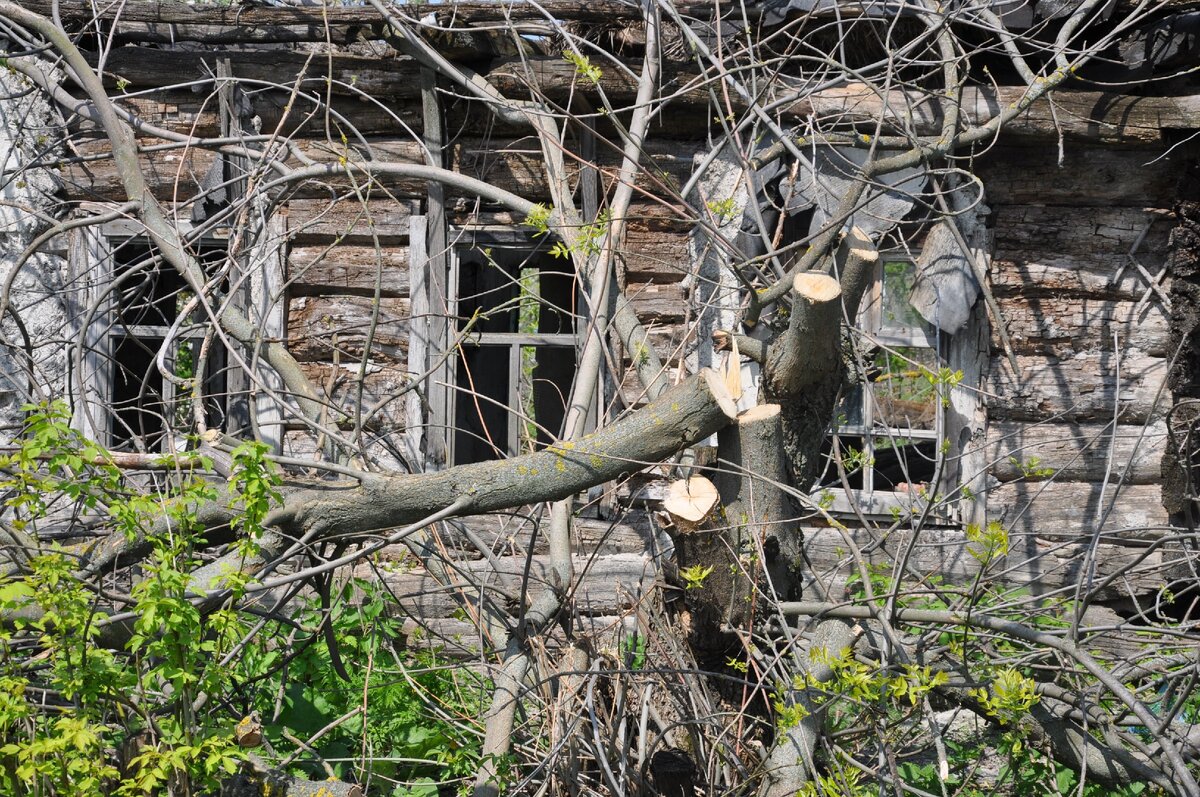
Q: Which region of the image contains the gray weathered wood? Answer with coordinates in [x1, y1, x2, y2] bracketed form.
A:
[987, 482, 1170, 540]
[803, 519, 1170, 601]
[977, 146, 1178, 206]
[92, 47, 421, 99]
[985, 352, 1167, 423]
[424, 513, 663, 560]
[367, 553, 656, 618]
[288, 244, 410, 297]
[986, 421, 1167, 484]
[285, 199, 415, 244]
[287, 295, 411, 363]
[997, 297, 1170, 356]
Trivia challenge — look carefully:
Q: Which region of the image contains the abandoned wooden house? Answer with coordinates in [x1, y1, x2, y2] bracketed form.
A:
[2, 0, 1199, 659]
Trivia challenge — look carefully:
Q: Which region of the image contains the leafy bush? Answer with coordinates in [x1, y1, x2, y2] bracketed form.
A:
[0, 402, 484, 796]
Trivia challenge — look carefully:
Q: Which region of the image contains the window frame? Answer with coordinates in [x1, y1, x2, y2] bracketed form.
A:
[819, 253, 965, 521]
[408, 219, 595, 470]
[69, 215, 285, 452]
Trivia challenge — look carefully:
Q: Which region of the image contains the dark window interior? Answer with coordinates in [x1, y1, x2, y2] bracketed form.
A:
[107, 239, 227, 452]
[452, 246, 578, 465]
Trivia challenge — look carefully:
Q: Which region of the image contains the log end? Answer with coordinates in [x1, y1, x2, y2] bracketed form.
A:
[792, 271, 842, 303]
[843, 225, 879, 263]
[737, 403, 781, 424]
[664, 476, 720, 525]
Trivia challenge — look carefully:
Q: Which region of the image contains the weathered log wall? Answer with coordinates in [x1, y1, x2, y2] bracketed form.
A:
[52, 38, 1192, 639]
[970, 143, 1180, 601]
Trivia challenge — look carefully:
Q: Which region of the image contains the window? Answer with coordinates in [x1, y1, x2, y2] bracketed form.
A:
[815, 257, 950, 516]
[71, 219, 285, 453]
[449, 237, 580, 465]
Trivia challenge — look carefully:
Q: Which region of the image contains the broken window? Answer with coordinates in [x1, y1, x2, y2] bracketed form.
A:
[70, 217, 285, 455]
[816, 256, 951, 515]
[450, 242, 580, 465]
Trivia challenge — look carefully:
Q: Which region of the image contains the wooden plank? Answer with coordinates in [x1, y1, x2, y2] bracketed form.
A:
[281, 429, 408, 472]
[294, 362, 413, 426]
[996, 297, 1170, 356]
[782, 85, 1200, 144]
[417, 512, 665, 559]
[976, 146, 1177, 206]
[287, 295, 410, 363]
[107, 91, 422, 139]
[991, 205, 1170, 265]
[622, 223, 693, 281]
[989, 253, 1166, 301]
[984, 351, 1167, 423]
[985, 421, 1167, 484]
[92, 47, 422, 99]
[33, 1, 720, 29]
[285, 199, 415, 245]
[288, 244, 410, 297]
[371, 553, 656, 618]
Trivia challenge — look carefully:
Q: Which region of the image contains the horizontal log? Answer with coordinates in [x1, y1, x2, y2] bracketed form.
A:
[288, 244, 410, 297]
[295, 362, 412, 424]
[803, 519, 1170, 601]
[985, 352, 1167, 423]
[91, 47, 421, 99]
[991, 205, 1171, 265]
[103, 91, 422, 139]
[30, 1, 720, 31]
[622, 224, 693, 281]
[287, 295, 410, 363]
[424, 512, 662, 559]
[626, 281, 688, 323]
[282, 429, 407, 473]
[989, 254, 1167, 302]
[370, 553, 656, 618]
[977, 146, 1178, 206]
[985, 421, 1167, 484]
[63, 134, 698, 202]
[285, 198, 415, 244]
[987, 481, 1170, 539]
[996, 297, 1170, 356]
[785, 85, 1200, 144]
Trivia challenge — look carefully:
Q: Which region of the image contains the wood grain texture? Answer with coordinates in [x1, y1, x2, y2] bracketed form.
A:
[996, 297, 1169, 356]
[985, 421, 1167, 484]
[985, 351, 1167, 422]
[287, 295, 410, 363]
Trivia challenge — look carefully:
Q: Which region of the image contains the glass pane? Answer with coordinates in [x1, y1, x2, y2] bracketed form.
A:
[457, 251, 519, 333]
[111, 336, 165, 452]
[457, 247, 577, 334]
[879, 259, 928, 335]
[833, 385, 865, 430]
[814, 435, 868, 491]
[111, 239, 223, 328]
[870, 346, 938, 432]
[112, 240, 187, 327]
